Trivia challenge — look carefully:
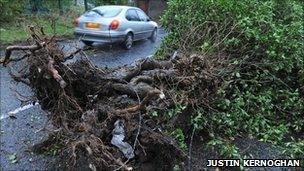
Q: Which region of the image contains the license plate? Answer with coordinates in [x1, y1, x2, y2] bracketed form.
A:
[85, 22, 100, 29]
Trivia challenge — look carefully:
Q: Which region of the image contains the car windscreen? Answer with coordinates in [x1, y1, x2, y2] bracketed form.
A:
[86, 7, 122, 18]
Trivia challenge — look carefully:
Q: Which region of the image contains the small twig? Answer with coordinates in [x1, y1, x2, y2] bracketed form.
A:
[113, 159, 131, 171]
[80, 50, 105, 74]
[188, 128, 196, 171]
[0, 53, 30, 65]
[2, 44, 43, 66]
[7, 66, 31, 86]
[63, 48, 82, 61]
[133, 112, 142, 150]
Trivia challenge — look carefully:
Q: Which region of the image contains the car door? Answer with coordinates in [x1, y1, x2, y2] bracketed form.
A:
[135, 9, 153, 39]
[125, 9, 142, 40]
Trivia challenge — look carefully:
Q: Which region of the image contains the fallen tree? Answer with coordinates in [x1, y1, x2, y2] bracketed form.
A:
[2, 27, 222, 170]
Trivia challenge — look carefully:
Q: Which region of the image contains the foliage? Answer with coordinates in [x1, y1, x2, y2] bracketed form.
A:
[0, 0, 81, 23]
[41, 0, 74, 12]
[171, 128, 188, 151]
[0, 0, 26, 22]
[0, 11, 80, 44]
[282, 139, 304, 158]
[207, 138, 241, 159]
[0, 1, 83, 44]
[89, 0, 129, 6]
[166, 104, 186, 118]
[159, 0, 304, 158]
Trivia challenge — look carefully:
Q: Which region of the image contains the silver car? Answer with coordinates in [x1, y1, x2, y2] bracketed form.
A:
[74, 5, 158, 49]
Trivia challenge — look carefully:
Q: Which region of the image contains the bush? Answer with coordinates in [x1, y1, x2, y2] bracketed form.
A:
[159, 0, 304, 158]
[0, 0, 26, 22]
[90, 0, 129, 6]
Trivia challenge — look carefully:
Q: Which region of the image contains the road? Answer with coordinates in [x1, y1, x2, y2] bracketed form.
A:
[0, 29, 166, 170]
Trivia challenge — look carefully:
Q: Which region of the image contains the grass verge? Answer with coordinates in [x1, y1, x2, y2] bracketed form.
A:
[0, 11, 80, 45]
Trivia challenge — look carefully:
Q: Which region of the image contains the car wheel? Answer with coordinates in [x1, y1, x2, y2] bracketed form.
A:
[123, 33, 133, 50]
[82, 40, 93, 46]
[149, 28, 157, 42]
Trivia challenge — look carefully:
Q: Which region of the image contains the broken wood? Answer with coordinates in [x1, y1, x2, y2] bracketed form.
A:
[47, 57, 66, 88]
[2, 43, 45, 66]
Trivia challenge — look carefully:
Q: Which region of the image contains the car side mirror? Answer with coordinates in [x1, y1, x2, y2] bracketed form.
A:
[147, 17, 151, 22]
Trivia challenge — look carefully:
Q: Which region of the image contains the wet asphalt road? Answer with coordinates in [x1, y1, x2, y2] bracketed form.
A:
[0, 29, 166, 170]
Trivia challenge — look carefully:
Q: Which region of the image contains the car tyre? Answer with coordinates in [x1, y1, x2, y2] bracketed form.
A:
[123, 33, 133, 50]
[82, 40, 93, 46]
[149, 28, 157, 42]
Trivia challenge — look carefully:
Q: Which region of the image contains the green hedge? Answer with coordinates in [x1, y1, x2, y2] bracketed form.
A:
[159, 0, 304, 158]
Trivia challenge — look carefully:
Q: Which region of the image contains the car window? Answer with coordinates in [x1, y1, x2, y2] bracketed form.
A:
[86, 7, 122, 18]
[136, 10, 148, 21]
[126, 9, 140, 21]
